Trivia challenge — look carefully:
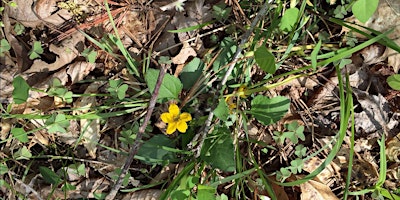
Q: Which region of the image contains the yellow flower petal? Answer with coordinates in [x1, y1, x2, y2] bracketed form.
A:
[179, 112, 192, 122]
[169, 104, 180, 117]
[177, 121, 188, 133]
[166, 121, 177, 134]
[161, 113, 173, 123]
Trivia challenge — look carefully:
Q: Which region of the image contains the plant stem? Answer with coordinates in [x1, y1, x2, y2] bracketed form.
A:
[106, 66, 166, 199]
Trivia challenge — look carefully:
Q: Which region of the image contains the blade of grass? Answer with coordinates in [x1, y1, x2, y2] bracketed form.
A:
[272, 65, 352, 187]
[103, 0, 139, 77]
[343, 73, 355, 200]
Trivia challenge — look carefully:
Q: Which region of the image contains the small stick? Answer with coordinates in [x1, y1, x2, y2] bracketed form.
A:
[106, 66, 167, 200]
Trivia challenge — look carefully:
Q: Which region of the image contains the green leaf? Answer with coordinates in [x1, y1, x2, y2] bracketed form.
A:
[213, 3, 231, 21]
[11, 128, 28, 143]
[62, 182, 76, 191]
[14, 23, 25, 35]
[0, 163, 8, 175]
[39, 166, 62, 185]
[180, 58, 205, 89]
[145, 68, 182, 101]
[280, 8, 299, 32]
[117, 84, 128, 100]
[137, 134, 176, 165]
[254, 45, 276, 74]
[311, 40, 322, 70]
[295, 144, 307, 157]
[29, 41, 43, 60]
[201, 127, 235, 172]
[93, 193, 107, 200]
[0, 39, 11, 55]
[14, 146, 32, 160]
[63, 91, 73, 103]
[12, 76, 30, 104]
[213, 99, 229, 121]
[213, 37, 237, 76]
[81, 48, 97, 63]
[46, 114, 70, 133]
[352, 0, 379, 23]
[109, 79, 121, 89]
[197, 185, 216, 200]
[387, 74, 400, 90]
[289, 158, 304, 174]
[171, 189, 190, 200]
[249, 95, 290, 126]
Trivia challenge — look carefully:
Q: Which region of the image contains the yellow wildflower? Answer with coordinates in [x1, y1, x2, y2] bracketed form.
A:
[161, 103, 192, 134]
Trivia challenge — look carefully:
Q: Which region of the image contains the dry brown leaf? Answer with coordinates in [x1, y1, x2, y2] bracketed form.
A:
[74, 82, 102, 158]
[8, 0, 71, 28]
[172, 42, 197, 65]
[66, 62, 96, 85]
[303, 156, 340, 187]
[300, 179, 339, 200]
[25, 32, 84, 74]
[386, 132, 400, 162]
[344, 0, 400, 72]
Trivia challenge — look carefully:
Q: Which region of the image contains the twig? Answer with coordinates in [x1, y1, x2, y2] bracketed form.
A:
[188, 2, 271, 157]
[106, 66, 167, 199]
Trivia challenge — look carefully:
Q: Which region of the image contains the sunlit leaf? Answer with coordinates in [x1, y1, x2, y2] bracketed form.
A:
[11, 128, 28, 143]
[12, 76, 30, 104]
[280, 7, 299, 32]
[352, 0, 379, 23]
[145, 68, 182, 101]
[255, 45, 276, 74]
[249, 95, 290, 126]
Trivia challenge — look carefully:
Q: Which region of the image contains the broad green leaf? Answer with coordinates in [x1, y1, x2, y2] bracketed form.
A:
[136, 134, 176, 165]
[249, 95, 290, 126]
[180, 58, 205, 89]
[387, 74, 400, 90]
[201, 127, 235, 172]
[311, 40, 322, 70]
[352, 0, 379, 23]
[280, 8, 299, 32]
[14, 146, 32, 160]
[0, 163, 8, 175]
[145, 68, 182, 101]
[11, 128, 28, 143]
[39, 166, 62, 185]
[213, 100, 229, 121]
[254, 45, 276, 74]
[12, 76, 30, 104]
[198, 185, 216, 200]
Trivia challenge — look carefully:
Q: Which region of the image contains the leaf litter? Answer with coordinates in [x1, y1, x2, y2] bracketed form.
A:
[1, 0, 400, 199]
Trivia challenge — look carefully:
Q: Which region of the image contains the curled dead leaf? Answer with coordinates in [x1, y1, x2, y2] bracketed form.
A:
[386, 132, 400, 162]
